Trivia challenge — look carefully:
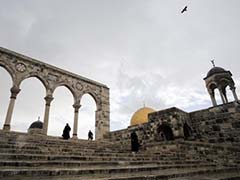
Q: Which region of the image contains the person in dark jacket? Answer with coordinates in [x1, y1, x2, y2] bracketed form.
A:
[62, 123, 71, 140]
[131, 131, 139, 153]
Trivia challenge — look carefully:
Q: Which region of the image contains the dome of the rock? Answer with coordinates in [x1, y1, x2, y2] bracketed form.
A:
[130, 107, 155, 126]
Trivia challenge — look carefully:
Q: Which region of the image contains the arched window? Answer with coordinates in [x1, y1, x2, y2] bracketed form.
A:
[226, 85, 235, 102]
[214, 89, 222, 105]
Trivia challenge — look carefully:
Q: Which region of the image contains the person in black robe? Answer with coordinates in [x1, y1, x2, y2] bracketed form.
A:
[88, 130, 93, 140]
[131, 131, 139, 153]
[62, 123, 71, 140]
[183, 123, 192, 140]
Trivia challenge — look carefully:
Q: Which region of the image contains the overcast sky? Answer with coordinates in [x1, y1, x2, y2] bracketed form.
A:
[0, 1, 240, 139]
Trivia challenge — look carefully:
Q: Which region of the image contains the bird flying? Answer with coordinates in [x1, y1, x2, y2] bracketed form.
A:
[181, 6, 187, 13]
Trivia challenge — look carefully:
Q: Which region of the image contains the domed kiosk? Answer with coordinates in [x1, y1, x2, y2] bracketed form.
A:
[204, 62, 238, 106]
[130, 107, 155, 126]
[28, 117, 44, 135]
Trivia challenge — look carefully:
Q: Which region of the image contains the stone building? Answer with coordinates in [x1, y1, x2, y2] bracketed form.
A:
[106, 64, 240, 149]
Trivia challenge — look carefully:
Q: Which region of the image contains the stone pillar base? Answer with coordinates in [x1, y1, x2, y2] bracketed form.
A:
[72, 134, 78, 140]
[3, 124, 10, 131]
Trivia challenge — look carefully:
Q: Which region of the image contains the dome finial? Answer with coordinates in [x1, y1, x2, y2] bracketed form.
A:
[211, 59, 215, 67]
[37, 116, 40, 121]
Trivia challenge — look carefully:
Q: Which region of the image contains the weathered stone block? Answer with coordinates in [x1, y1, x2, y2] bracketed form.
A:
[232, 122, 240, 128]
[212, 125, 221, 131]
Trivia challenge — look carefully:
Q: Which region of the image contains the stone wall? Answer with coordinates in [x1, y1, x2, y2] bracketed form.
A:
[190, 102, 240, 144]
[143, 140, 240, 166]
[106, 107, 191, 149]
[107, 102, 240, 148]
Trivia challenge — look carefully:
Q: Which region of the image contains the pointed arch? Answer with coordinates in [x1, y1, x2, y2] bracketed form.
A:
[19, 75, 48, 94]
[19, 73, 49, 91]
[0, 63, 15, 85]
[48, 85, 75, 137]
[11, 77, 46, 132]
[208, 82, 217, 92]
[78, 93, 97, 139]
[157, 123, 174, 141]
[0, 67, 13, 129]
[53, 83, 77, 102]
[80, 91, 100, 111]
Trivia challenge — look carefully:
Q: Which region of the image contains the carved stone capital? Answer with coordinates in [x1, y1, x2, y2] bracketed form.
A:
[10, 86, 21, 99]
[230, 86, 236, 91]
[217, 86, 223, 92]
[73, 103, 81, 112]
[44, 95, 54, 106]
[208, 89, 214, 95]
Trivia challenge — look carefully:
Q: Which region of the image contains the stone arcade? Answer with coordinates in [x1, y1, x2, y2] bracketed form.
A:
[0, 47, 110, 140]
[0, 47, 240, 179]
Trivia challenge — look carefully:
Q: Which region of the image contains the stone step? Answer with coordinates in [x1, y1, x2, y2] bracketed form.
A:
[0, 142, 117, 152]
[0, 138, 119, 152]
[169, 171, 240, 180]
[0, 163, 217, 178]
[0, 145, 184, 157]
[0, 159, 209, 167]
[1, 167, 237, 180]
[0, 133, 113, 145]
[0, 151, 181, 161]
[101, 167, 240, 180]
[0, 153, 187, 162]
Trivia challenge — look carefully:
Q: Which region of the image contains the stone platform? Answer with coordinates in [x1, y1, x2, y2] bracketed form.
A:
[0, 130, 239, 179]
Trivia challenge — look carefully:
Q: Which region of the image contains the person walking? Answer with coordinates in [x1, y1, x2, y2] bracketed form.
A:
[88, 130, 93, 140]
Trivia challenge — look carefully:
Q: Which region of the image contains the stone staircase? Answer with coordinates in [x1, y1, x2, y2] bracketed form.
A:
[0, 130, 240, 180]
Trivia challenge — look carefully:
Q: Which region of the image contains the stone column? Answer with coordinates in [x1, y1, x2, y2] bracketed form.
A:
[218, 88, 226, 104]
[95, 109, 101, 140]
[209, 91, 217, 106]
[95, 110, 110, 140]
[95, 87, 110, 140]
[3, 86, 21, 131]
[222, 88, 228, 103]
[72, 103, 81, 139]
[43, 95, 54, 134]
[230, 86, 239, 101]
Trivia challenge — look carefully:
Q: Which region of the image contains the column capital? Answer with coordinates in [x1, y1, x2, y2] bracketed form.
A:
[208, 90, 214, 95]
[217, 87, 223, 92]
[10, 86, 21, 99]
[73, 103, 81, 112]
[230, 86, 236, 91]
[44, 95, 54, 106]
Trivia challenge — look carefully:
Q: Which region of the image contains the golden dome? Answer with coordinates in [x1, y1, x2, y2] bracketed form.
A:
[130, 107, 155, 126]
